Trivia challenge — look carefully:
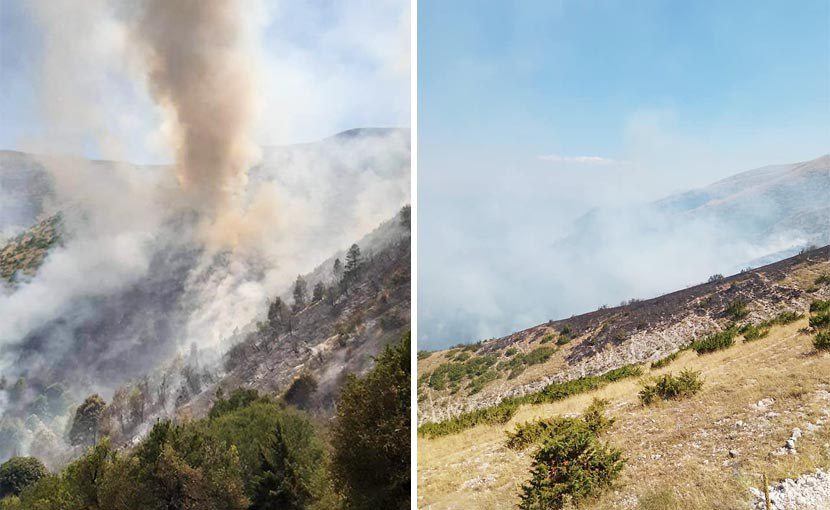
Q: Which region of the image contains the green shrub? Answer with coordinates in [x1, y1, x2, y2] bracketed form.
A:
[518, 430, 624, 510]
[505, 347, 519, 357]
[768, 310, 803, 325]
[809, 310, 830, 329]
[427, 354, 498, 390]
[809, 300, 830, 314]
[417, 350, 432, 360]
[815, 274, 830, 285]
[650, 351, 679, 369]
[740, 324, 770, 342]
[555, 335, 571, 346]
[540, 334, 555, 344]
[691, 328, 737, 354]
[0, 457, 47, 498]
[523, 347, 556, 366]
[814, 331, 830, 351]
[726, 300, 750, 320]
[507, 366, 526, 380]
[418, 365, 641, 438]
[639, 369, 703, 405]
[505, 399, 613, 452]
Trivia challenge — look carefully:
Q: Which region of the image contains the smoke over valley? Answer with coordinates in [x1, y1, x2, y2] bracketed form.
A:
[0, 0, 410, 468]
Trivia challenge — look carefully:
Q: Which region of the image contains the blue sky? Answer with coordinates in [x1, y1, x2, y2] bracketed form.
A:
[418, 0, 830, 349]
[420, 0, 828, 158]
[0, 0, 409, 163]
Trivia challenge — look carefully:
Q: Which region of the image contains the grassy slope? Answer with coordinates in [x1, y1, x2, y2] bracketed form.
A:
[418, 249, 830, 424]
[418, 318, 830, 509]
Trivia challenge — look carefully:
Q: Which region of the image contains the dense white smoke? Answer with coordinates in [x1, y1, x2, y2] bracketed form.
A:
[0, 0, 410, 463]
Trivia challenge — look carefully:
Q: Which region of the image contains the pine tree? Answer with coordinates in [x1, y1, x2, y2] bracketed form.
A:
[293, 275, 307, 309]
[332, 258, 344, 282]
[312, 282, 325, 302]
[69, 394, 107, 447]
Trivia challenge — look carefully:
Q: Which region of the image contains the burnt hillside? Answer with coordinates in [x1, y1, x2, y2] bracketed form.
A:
[418, 246, 830, 423]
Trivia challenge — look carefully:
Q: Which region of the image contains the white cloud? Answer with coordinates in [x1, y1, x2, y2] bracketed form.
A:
[537, 154, 617, 165]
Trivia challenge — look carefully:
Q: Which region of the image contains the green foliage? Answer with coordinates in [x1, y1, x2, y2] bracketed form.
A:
[331, 333, 410, 510]
[691, 328, 737, 354]
[68, 394, 107, 447]
[740, 324, 770, 342]
[504, 347, 519, 357]
[0, 458, 47, 498]
[506, 399, 613, 451]
[809, 310, 830, 329]
[639, 369, 703, 405]
[555, 335, 572, 346]
[768, 310, 803, 325]
[815, 274, 830, 285]
[650, 351, 679, 369]
[418, 365, 642, 438]
[416, 350, 433, 360]
[131, 420, 249, 509]
[427, 354, 497, 390]
[809, 300, 830, 314]
[518, 429, 624, 510]
[209, 388, 262, 419]
[725, 300, 750, 320]
[814, 331, 830, 351]
[522, 347, 556, 366]
[251, 412, 332, 510]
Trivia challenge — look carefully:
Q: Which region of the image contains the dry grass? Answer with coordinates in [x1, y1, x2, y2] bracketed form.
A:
[418, 319, 830, 509]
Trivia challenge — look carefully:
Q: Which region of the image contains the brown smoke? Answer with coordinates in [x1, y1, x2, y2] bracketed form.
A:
[130, 0, 259, 214]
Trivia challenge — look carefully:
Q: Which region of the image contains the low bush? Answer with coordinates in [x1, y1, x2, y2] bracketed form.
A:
[809, 300, 830, 314]
[418, 365, 641, 438]
[809, 310, 830, 329]
[427, 354, 498, 390]
[506, 398, 613, 451]
[814, 331, 830, 351]
[518, 430, 624, 510]
[767, 310, 803, 325]
[815, 274, 830, 285]
[523, 347, 556, 366]
[639, 369, 703, 405]
[650, 351, 679, 369]
[740, 324, 769, 342]
[726, 300, 750, 320]
[691, 328, 737, 354]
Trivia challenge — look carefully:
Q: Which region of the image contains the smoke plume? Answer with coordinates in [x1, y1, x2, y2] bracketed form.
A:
[129, 0, 261, 224]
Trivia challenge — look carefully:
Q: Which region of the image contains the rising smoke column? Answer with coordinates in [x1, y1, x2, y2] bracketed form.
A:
[130, 0, 260, 216]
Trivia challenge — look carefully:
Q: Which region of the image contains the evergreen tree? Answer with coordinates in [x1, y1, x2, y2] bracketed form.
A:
[399, 204, 411, 230]
[332, 258, 344, 283]
[293, 275, 308, 309]
[69, 394, 107, 447]
[267, 298, 293, 335]
[331, 332, 410, 509]
[342, 244, 362, 293]
[251, 413, 328, 510]
[312, 282, 325, 303]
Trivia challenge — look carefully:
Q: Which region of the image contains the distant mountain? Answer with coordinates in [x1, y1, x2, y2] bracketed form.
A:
[566, 154, 830, 267]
